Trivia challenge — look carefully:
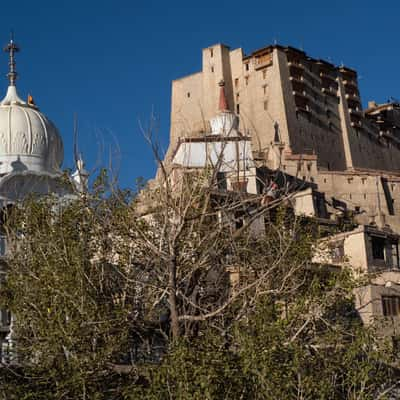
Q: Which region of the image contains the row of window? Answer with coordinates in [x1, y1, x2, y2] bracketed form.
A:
[233, 68, 268, 88]
[235, 85, 268, 99]
[329, 236, 399, 267]
[234, 99, 270, 115]
[343, 177, 399, 190]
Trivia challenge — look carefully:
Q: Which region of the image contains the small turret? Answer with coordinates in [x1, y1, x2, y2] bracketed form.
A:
[72, 154, 89, 193]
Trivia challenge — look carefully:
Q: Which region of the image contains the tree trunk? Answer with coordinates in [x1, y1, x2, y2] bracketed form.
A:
[168, 258, 179, 339]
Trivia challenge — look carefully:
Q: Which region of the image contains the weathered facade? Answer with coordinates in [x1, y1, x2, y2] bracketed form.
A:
[163, 42, 400, 337]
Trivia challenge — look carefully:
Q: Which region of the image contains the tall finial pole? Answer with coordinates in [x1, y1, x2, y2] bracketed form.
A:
[3, 31, 20, 86]
[218, 80, 229, 112]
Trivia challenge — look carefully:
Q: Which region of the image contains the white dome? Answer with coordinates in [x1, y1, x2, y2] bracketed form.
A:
[0, 86, 63, 175]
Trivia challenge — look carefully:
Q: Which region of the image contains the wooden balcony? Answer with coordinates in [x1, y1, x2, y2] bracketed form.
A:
[351, 122, 362, 128]
[344, 85, 360, 96]
[288, 61, 305, 73]
[349, 108, 363, 118]
[293, 91, 309, 105]
[339, 67, 357, 81]
[346, 93, 361, 102]
[350, 112, 362, 127]
[322, 87, 339, 98]
[342, 79, 358, 89]
[289, 75, 304, 83]
[320, 71, 337, 82]
[347, 97, 361, 109]
[291, 79, 306, 93]
[254, 52, 273, 70]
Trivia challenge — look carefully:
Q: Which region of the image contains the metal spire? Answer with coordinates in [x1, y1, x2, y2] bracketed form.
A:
[3, 31, 20, 86]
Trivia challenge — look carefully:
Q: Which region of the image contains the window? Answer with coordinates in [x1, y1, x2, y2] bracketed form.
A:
[263, 100, 268, 111]
[236, 93, 240, 101]
[235, 218, 244, 229]
[236, 104, 240, 114]
[187, 92, 190, 98]
[331, 244, 344, 262]
[263, 85, 267, 95]
[245, 76, 249, 86]
[210, 48, 214, 58]
[234, 212, 245, 229]
[0, 309, 10, 328]
[392, 242, 400, 268]
[393, 336, 400, 354]
[245, 63, 249, 71]
[262, 69, 267, 79]
[382, 296, 400, 317]
[372, 236, 385, 260]
[0, 236, 6, 257]
[216, 172, 227, 191]
[211, 66, 214, 73]
[234, 78, 239, 88]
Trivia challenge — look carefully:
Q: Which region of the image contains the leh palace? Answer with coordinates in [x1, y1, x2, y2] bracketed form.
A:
[157, 43, 400, 338]
[0, 36, 400, 356]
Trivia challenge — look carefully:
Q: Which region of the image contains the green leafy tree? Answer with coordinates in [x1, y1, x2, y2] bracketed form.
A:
[0, 182, 145, 399]
[0, 169, 397, 399]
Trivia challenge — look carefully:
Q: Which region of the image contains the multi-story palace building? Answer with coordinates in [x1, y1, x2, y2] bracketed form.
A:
[161, 42, 400, 336]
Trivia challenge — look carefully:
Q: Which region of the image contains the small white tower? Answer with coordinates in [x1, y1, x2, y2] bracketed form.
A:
[72, 154, 89, 193]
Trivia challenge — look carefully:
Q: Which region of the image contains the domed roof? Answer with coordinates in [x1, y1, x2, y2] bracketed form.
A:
[0, 86, 63, 175]
[0, 39, 63, 176]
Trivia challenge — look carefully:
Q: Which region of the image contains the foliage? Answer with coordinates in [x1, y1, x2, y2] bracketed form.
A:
[0, 172, 397, 399]
[0, 185, 144, 399]
[128, 270, 395, 400]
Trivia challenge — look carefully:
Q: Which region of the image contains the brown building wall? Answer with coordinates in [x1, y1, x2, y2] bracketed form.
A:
[168, 43, 400, 176]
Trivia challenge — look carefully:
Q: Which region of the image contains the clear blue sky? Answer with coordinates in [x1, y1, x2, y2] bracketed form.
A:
[0, 0, 399, 188]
